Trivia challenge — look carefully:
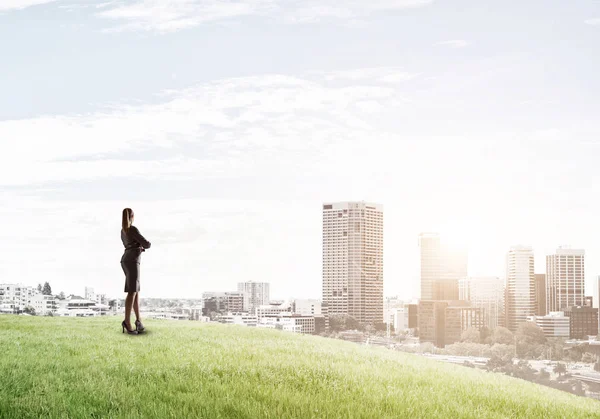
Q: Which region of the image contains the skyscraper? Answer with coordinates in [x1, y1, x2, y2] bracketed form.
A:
[506, 246, 535, 332]
[546, 247, 585, 312]
[458, 276, 504, 329]
[237, 281, 270, 315]
[534, 274, 547, 316]
[419, 233, 441, 301]
[322, 201, 383, 325]
[419, 233, 467, 301]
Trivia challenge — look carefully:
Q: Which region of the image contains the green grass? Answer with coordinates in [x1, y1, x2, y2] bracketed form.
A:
[0, 316, 599, 419]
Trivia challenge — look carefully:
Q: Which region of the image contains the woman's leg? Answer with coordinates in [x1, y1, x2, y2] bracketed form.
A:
[125, 292, 135, 328]
[133, 292, 141, 322]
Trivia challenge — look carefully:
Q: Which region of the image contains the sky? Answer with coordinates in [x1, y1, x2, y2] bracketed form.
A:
[1, 0, 600, 301]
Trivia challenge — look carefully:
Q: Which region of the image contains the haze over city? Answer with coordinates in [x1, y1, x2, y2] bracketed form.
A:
[1, 0, 600, 300]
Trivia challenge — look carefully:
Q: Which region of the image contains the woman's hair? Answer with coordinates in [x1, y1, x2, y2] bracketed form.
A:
[122, 208, 134, 233]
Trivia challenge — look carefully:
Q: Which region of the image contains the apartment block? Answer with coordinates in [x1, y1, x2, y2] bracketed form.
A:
[322, 201, 383, 325]
[546, 247, 585, 312]
[238, 282, 270, 315]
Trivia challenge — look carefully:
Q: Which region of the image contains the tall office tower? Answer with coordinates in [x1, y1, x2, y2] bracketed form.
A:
[546, 247, 585, 312]
[237, 282, 270, 315]
[419, 233, 467, 301]
[534, 274, 547, 316]
[419, 233, 441, 301]
[322, 201, 384, 325]
[458, 277, 504, 329]
[506, 246, 536, 332]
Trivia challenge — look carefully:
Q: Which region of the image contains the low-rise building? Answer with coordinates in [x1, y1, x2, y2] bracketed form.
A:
[202, 292, 245, 316]
[418, 300, 476, 348]
[292, 299, 322, 316]
[527, 312, 570, 338]
[256, 302, 292, 319]
[217, 313, 258, 327]
[445, 306, 485, 345]
[257, 315, 315, 334]
[564, 306, 599, 339]
[385, 307, 409, 333]
[55, 298, 109, 317]
[0, 284, 39, 313]
[30, 294, 58, 316]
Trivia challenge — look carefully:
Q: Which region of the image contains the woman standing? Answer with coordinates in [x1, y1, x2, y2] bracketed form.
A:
[121, 208, 151, 335]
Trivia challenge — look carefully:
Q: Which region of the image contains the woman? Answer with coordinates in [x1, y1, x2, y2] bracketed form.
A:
[120, 208, 151, 335]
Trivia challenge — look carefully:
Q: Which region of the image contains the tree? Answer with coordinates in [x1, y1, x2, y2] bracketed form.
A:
[567, 346, 584, 362]
[514, 360, 537, 380]
[491, 327, 514, 345]
[582, 352, 596, 364]
[545, 338, 565, 361]
[444, 342, 490, 357]
[490, 343, 515, 360]
[554, 362, 567, 377]
[58, 291, 65, 300]
[516, 322, 546, 345]
[537, 368, 550, 381]
[486, 354, 510, 372]
[37, 284, 42, 292]
[480, 326, 492, 344]
[418, 342, 436, 354]
[328, 314, 362, 332]
[572, 380, 585, 396]
[23, 306, 36, 316]
[364, 324, 376, 335]
[374, 322, 390, 333]
[42, 282, 52, 296]
[461, 327, 480, 344]
[516, 322, 547, 358]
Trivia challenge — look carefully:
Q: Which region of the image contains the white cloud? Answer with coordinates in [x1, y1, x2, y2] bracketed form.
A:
[0, 0, 56, 11]
[435, 39, 470, 48]
[97, 0, 433, 33]
[0, 69, 418, 186]
[323, 67, 419, 83]
[585, 18, 600, 25]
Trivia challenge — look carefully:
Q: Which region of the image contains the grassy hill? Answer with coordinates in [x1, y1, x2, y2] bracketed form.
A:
[1, 316, 599, 418]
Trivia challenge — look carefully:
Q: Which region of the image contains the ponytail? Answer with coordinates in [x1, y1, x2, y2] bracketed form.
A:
[122, 208, 134, 233]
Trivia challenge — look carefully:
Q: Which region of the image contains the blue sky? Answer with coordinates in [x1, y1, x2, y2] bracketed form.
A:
[1, 0, 600, 301]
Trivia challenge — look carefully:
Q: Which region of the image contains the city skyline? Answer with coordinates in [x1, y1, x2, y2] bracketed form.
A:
[3, 226, 599, 304]
[2, 1, 600, 301]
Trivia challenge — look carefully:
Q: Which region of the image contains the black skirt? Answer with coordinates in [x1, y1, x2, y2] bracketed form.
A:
[121, 260, 140, 293]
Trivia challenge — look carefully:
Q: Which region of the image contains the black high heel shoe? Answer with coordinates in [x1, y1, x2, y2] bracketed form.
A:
[135, 319, 145, 333]
[122, 320, 138, 335]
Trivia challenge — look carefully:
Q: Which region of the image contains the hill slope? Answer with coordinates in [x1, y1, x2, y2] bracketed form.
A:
[1, 316, 599, 418]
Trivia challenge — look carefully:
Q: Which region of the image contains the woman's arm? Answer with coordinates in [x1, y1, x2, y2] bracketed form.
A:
[130, 226, 151, 249]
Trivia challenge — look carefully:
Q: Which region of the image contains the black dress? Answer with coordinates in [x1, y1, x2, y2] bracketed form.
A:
[121, 226, 151, 293]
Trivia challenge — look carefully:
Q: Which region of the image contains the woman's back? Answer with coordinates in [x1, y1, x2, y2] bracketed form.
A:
[121, 226, 151, 262]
